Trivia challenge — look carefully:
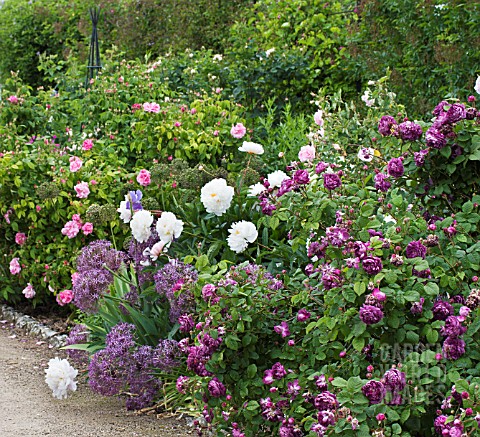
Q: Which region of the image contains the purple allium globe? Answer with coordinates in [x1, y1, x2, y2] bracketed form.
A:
[383, 368, 406, 391]
[362, 256, 383, 275]
[207, 377, 226, 398]
[359, 304, 384, 325]
[405, 240, 427, 259]
[378, 115, 397, 137]
[442, 336, 466, 360]
[432, 299, 454, 321]
[387, 157, 404, 178]
[374, 172, 391, 192]
[361, 380, 386, 404]
[398, 121, 423, 141]
[313, 391, 338, 411]
[323, 172, 342, 191]
[445, 103, 466, 124]
[426, 127, 447, 149]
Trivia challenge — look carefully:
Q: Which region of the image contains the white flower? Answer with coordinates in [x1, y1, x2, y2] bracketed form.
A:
[130, 210, 153, 243]
[143, 241, 167, 262]
[45, 357, 78, 400]
[212, 54, 223, 62]
[227, 221, 258, 253]
[238, 141, 264, 155]
[383, 215, 397, 224]
[475, 76, 480, 95]
[361, 90, 375, 107]
[200, 178, 234, 216]
[117, 199, 132, 223]
[357, 147, 375, 162]
[156, 211, 183, 244]
[248, 182, 266, 197]
[267, 170, 290, 188]
[367, 80, 376, 86]
[266, 48, 275, 57]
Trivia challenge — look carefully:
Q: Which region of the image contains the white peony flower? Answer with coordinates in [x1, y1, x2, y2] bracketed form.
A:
[117, 199, 132, 223]
[475, 76, 480, 95]
[200, 178, 234, 216]
[156, 211, 183, 244]
[248, 182, 266, 197]
[130, 210, 153, 243]
[238, 141, 264, 155]
[267, 170, 290, 188]
[357, 147, 375, 162]
[227, 221, 258, 253]
[45, 357, 78, 400]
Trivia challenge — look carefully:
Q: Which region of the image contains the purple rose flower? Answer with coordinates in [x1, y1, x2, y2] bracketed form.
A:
[433, 299, 454, 321]
[405, 240, 427, 259]
[410, 297, 425, 315]
[353, 240, 371, 259]
[414, 149, 429, 167]
[361, 380, 386, 404]
[442, 336, 466, 360]
[317, 410, 336, 427]
[314, 374, 328, 391]
[378, 115, 397, 137]
[383, 368, 406, 391]
[315, 161, 328, 174]
[208, 377, 226, 398]
[451, 143, 463, 159]
[274, 321, 291, 338]
[441, 316, 467, 338]
[293, 169, 310, 185]
[176, 375, 189, 394]
[178, 314, 195, 333]
[445, 103, 466, 124]
[323, 172, 342, 191]
[359, 304, 384, 325]
[326, 226, 350, 247]
[271, 362, 287, 379]
[362, 256, 383, 275]
[313, 391, 338, 411]
[432, 101, 448, 116]
[398, 121, 423, 141]
[297, 309, 311, 322]
[387, 157, 404, 178]
[426, 127, 447, 149]
[277, 179, 295, 197]
[374, 172, 391, 192]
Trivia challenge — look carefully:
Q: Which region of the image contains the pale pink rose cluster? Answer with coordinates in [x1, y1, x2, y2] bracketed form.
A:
[15, 232, 27, 245]
[61, 214, 93, 239]
[22, 283, 35, 299]
[7, 95, 19, 104]
[9, 257, 21, 275]
[143, 102, 160, 113]
[57, 289, 74, 306]
[69, 156, 83, 172]
[74, 181, 90, 198]
[298, 145, 316, 162]
[82, 139, 94, 151]
[137, 169, 151, 187]
[230, 123, 247, 139]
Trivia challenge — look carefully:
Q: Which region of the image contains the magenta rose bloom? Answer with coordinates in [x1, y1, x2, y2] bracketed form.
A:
[432, 299, 454, 321]
[378, 115, 397, 137]
[387, 157, 404, 178]
[323, 173, 342, 191]
[432, 101, 448, 116]
[398, 121, 423, 141]
[442, 336, 466, 360]
[445, 103, 466, 124]
[362, 256, 383, 275]
[313, 391, 338, 411]
[383, 369, 406, 391]
[374, 172, 391, 192]
[426, 127, 447, 149]
[440, 316, 467, 338]
[293, 169, 310, 185]
[362, 380, 386, 404]
[405, 240, 427, 259]
[359, 304, 384, 325]
[208, 377, 226, 398]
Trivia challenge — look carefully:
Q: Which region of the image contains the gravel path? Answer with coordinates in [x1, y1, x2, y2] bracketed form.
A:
[0, 323, 192, 436]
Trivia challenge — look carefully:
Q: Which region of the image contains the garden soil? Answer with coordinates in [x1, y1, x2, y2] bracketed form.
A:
[0, 323, 192, 437]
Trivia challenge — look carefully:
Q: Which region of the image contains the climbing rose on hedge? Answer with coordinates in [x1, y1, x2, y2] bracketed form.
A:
[22, 283, 36, 299]
[359, 304, 384, 325]
[69, 156, 83, 172]
[362, 380, 386, 404]
[15, 232, 27, 245]
[9, 258, 21, 275]
[387, 158, 404, 178]
[136, 169, 151, 187]
[74, 181, 90, 199]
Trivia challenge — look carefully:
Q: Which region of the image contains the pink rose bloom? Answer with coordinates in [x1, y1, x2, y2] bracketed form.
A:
[174, 121, 182, 127]
[9, 257, 21, 275]
[61, 220, 80, 238]
[314, 109, 324, 127]
[72, 214, 83, 225]
[56, 289, 74, 306]
[74, 181, 90, 198]
[230, 123, 247, 139]
[22, 283, 35, 299]
[82, 139, 94, 151]
[143, 102, 160, 113]
[36, 205, 42, 212]
[136, 169, 151, 187]
[90, 179, 97, 185]
[15, 232, 27, 245]
[82, 222, 94, 235]
[8, 95, 19, 104]
[71, 272, 80, 287]
[298, 145, 316, 162]
[191, 108, 197, 114]
[69, 156, 83, 172]
[213, 130, 219, 137]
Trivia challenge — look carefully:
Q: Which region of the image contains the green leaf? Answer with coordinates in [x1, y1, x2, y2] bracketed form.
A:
[225, 335, 240, 350]
[354, 281, 366, 296]
[331, 377, 348, 387]
[352, 336, 365, 351]
[246, 364, 257, 379]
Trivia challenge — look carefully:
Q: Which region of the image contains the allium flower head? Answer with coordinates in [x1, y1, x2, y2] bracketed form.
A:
[239, 141, 264, 155]
[156, 211, 183, 245]
[130, 210, 154, 243]
[45, 357, 78, 399]
[227, 221, 258, 253]
[200, 178, 234, 216]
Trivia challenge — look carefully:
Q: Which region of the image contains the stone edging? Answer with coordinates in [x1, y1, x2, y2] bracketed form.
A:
[0, 304, 67, 348]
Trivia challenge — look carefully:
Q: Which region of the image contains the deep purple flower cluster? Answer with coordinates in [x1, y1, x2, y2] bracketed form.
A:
[278, 418, 303, 437]
[65, 324, 90, 365]
[359, 304, 384, 325]
[374, 172, 391, 192]
[387, 157, 404, 178]
[378, 115, 398, 137]
[259, 397, 285, 422]
[383, 368, 406, 405]
[186, 331, 222, 376]
[321, 264, 343, 290]
[323, 172, 342, 191]
[433, 299, 454, 321]
[405, 240, 427, 259]
[326, 226, 350, 247]
[362, 256, 383, 275]
[362, 380, 386, 404]
[414, 149, 429, 166]
[263, 362, 287, 384]
[398, 120, 423, 141]
[434, 415, 464, 436]
[207, 377, 226, 398]
[73, 240, 127, 313]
